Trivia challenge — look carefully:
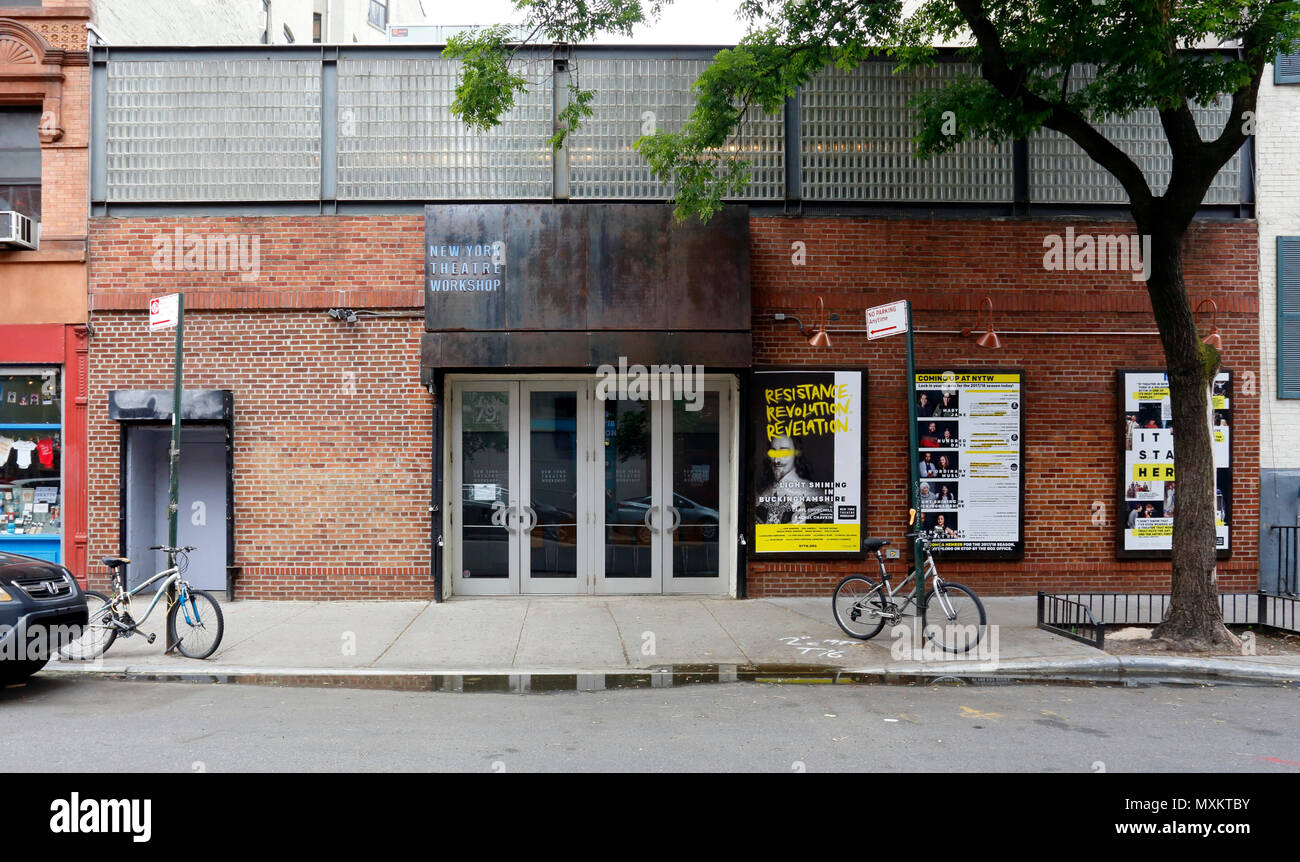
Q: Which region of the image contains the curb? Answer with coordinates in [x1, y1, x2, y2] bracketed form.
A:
[36, 656, 1300, 689]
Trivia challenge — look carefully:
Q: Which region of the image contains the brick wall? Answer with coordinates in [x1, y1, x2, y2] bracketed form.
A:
[88, 213, 1259, 598]
[84, 310, 433, 598]
[748, 217, 1260, 596]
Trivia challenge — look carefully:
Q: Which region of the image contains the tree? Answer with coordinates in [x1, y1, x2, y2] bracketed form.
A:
[448, 0, 1300, 649]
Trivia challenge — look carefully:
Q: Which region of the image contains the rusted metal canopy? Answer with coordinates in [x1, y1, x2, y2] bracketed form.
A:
[423, 203, 751, 369]
[421, 331, 753, 369]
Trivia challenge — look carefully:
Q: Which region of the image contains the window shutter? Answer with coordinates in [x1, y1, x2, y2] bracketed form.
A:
[1281, 237, 1300, 398]
[1277, 53, 1300, 84]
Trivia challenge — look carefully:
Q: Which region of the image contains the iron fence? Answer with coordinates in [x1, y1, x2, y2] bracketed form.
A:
[1037, 591, 1299, 650]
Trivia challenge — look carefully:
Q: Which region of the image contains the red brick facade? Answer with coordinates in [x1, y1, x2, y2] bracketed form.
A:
[1, 4, 92, 578]
[86, 213, 1259, 598]
[747, 217, 1259, 596]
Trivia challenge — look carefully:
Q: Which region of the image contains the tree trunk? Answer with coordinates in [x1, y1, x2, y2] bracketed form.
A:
[1142, 225, 1239, 651]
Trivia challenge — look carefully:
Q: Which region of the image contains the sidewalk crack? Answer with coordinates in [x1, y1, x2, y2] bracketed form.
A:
[510, 600, 531, 668]
[370, 601, 433, 667]
[700, 599, 753, 665]
[605, 601, 631, 667]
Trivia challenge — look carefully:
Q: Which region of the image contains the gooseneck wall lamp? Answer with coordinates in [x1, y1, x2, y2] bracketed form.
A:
[774, 295, 833, 349]
[1196, 299, 1224, 350]
[961, 296, 1002, 349]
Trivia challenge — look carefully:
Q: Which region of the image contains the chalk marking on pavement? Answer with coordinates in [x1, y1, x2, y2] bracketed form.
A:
[959, 705, 1002, 721]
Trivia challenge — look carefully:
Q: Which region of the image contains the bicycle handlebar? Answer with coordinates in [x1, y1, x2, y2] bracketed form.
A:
[149, 545, 197, 552]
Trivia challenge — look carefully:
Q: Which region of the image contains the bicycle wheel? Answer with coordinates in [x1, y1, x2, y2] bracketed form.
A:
[58, 591, 117, 661]
[922, 581, 987, 653]
[832, 575, 888, 640]
[166, 589, 224, 659]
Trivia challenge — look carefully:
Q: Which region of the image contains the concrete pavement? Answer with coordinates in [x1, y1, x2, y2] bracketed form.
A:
[39, 595, 1300, 685]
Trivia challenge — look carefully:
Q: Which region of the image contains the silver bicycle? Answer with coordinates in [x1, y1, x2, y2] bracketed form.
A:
[832, 517, 987, 653]
[59, 546, 224, 660]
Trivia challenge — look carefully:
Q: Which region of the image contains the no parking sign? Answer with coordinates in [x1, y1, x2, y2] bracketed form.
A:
[149, 293, 179, 331]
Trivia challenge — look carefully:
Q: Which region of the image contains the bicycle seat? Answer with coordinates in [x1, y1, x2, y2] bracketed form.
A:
[101, 556, 130, 569]
[863, 538, 890, 552]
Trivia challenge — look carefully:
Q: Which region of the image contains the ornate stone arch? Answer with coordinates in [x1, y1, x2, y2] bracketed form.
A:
[0, 17, 73, 143]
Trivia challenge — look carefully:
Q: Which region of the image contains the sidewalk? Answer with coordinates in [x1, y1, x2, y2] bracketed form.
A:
[43, 596, 1300, 685]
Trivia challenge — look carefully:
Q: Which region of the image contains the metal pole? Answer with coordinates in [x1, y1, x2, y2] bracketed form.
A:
[165, 293, 184, 652]
[904, 301, 925, 616]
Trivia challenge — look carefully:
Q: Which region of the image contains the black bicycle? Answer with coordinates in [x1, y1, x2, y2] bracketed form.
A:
[832, 525, 987, 653]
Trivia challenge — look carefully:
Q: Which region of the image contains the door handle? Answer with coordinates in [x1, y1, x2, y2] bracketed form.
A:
[522, 505, 538, 532]
[644, 505, 659, 534]
[667, 506, 682, 532]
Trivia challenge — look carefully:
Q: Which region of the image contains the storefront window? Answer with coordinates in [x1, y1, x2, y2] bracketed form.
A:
[0, 368, 62, 562]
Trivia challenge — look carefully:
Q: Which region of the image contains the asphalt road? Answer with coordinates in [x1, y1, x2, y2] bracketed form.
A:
[3, 675, 1298, 773]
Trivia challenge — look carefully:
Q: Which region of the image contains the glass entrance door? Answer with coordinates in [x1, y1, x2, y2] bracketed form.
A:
[663, 387, 727, 594]
[597, 397, 661, 593]
[452, 383, 518, 596]
[519, 383, 590, 594]
[595, 381, 731, 595]
[449, 376, 732, 596]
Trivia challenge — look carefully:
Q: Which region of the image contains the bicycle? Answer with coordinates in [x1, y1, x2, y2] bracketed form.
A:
[832, 523, 987, 653]
[59, 546, 225, 661]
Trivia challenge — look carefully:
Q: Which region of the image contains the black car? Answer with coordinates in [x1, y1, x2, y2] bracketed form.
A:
[0, 552, 88, 683]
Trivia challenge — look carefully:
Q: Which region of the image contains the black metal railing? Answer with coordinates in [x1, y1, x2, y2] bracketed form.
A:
[1037, 590, 1297, 649]
[1270, 525, 1299, 595]
[1037, 593, 1104, 648]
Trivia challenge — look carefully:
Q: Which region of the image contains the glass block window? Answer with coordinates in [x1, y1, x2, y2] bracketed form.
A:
[337, 57, 553, 200]
[567, 57, 784, 200]
[1029, 65, 1241, 204]
[800, 62, 1015, 202]
[105, 59, 321, 202]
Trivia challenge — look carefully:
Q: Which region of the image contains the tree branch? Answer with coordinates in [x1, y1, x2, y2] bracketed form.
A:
[953, 0, 1156, 216]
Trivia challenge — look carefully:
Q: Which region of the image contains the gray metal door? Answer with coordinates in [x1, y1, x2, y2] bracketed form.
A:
[125, 426, 227, 592]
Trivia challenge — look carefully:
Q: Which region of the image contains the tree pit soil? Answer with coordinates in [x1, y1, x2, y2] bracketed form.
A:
[1104, 625, 1300, 657]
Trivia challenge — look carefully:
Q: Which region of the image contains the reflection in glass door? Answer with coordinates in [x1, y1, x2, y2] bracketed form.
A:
[666, 391, 723, 590]
[453, 384, 517, 596]
[449, 377, 732, 596]
[520, 384, 588, 594]
[664, 388, 727, 593]
[599, 398, 660, 593]
[595, 381, 730, 595]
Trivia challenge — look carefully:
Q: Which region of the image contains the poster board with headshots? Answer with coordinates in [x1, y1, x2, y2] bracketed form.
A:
[749, 368, 867, 559]
[914, 370, 1025, 559]
[1118, 369, 1232, 558]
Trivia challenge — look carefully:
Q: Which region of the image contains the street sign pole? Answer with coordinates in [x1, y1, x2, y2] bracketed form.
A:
[866, 298, 926, 624]
[165, 295, 184, 651]
[903, 301, 926, 618]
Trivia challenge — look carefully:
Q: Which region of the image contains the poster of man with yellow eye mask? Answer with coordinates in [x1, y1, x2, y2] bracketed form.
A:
[751, 369, 864, 556]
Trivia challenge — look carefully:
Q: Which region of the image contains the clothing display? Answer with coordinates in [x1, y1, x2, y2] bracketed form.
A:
[36, 437, 54, 469]
[11, 440, 35, 469]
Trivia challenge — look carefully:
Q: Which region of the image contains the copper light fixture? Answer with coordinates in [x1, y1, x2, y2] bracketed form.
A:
[1196, 299, 1223, 350]
[961, 296, 1002, 349]
[806, 296, 831, 348]
[777, 297, 832, 348]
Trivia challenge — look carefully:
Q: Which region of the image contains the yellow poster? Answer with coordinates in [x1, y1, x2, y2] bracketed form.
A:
[755, 524, 859, 553]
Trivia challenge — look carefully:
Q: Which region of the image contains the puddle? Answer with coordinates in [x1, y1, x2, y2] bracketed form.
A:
[33, 664, 1134, 693]
[38, 662, 1293, 693]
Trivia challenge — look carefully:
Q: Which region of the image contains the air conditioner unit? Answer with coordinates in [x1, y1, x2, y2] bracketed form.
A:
[0, 211, 37, 251]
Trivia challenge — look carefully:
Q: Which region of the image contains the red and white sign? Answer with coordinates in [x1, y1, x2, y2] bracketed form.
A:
[866, 300, 908, 340]
[149, 293, 179, 331]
